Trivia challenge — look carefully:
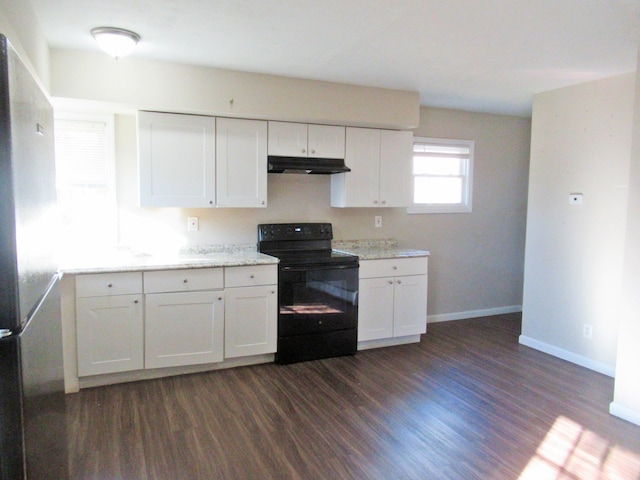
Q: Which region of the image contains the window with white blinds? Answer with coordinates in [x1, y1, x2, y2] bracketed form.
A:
[54, 114, 117, 249]
[408, 137, 474, 214]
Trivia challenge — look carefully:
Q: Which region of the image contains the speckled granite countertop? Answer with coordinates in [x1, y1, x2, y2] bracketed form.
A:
[332, 239, 430, 260]
[59, 245, 278, 275]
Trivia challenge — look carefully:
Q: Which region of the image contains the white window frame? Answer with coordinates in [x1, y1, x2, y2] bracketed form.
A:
[54, 112, 117, 247]
[408, 137, 474, 214]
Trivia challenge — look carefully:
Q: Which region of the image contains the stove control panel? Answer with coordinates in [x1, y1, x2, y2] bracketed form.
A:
[258, 223, 333, 242]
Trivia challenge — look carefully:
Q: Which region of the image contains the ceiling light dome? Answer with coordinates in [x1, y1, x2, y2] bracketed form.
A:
[91, 27, 140, 58]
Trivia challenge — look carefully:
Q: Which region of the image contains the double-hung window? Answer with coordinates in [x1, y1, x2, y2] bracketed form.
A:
[54, 114, 117, 250]
[408, 137, 474, 214]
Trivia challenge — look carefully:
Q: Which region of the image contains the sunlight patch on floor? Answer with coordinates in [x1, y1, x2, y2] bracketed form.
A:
[519, 416, 640, 479]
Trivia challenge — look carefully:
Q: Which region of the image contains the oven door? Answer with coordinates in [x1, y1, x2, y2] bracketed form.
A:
[278, 263, 358, 336]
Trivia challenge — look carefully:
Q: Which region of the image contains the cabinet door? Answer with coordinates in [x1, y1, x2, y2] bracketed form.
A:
[76, 294, 143, 376]
[379, 130, 413, 207]
[393, 275, 428, 337]
[307, 124, 345, 159]
[358, 277, 394, 342]
[225, 285, 277, 358]
[138, 111, 216, 208]
[145, 291, 224, 369]
[267, 121, 308, 156]
[331, 127, 381, 207]
[216, 118, 268, 208]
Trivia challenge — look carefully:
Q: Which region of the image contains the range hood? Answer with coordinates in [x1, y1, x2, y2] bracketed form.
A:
[268, 156, 351, 174]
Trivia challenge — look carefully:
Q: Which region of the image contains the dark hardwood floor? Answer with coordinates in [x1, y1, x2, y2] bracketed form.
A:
[65, 314, 640, 479]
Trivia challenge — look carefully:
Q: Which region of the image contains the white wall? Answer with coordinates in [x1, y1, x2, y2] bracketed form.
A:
[611, 49, 640, 426]
[0, 0, 50, 89]
[50, 49, 419, 129]
[113, 107, 530, 319]
[521, 73, 636, 376]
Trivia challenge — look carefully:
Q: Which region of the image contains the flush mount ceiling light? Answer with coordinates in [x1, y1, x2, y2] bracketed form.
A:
[90, 27, 140, 58]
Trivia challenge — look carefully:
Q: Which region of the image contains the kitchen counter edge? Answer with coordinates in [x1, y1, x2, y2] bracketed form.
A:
[58, 251, 279, 275]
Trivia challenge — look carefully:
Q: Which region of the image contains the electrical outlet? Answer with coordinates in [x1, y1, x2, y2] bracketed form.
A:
[187, 216, 199, 232]
[583, 323, 593, 339]
[374, 216, 382, 228]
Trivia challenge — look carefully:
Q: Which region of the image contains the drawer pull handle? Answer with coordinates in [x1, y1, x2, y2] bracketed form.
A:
[108, 283, 113, 288]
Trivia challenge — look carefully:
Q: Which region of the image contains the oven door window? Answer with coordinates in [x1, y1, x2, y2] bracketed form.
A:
[279, 265, 358, 336]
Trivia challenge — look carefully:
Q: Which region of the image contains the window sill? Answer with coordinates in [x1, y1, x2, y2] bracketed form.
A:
[407, 204, 472, 214]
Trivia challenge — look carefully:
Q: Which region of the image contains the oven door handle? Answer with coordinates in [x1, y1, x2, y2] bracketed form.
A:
[281, 263, 358, 272]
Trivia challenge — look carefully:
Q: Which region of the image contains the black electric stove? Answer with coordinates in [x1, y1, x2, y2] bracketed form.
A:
[258, 223, 359, 364]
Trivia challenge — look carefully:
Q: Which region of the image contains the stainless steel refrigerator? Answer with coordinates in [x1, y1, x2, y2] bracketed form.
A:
[0, 34, 67, 479]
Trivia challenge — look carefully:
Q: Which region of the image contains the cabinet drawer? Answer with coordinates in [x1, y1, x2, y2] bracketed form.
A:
[225, 264, 277, 288]
[144, 268, 223, 293]
[359, 257, 428, 279]
[76, 272, 142, 298]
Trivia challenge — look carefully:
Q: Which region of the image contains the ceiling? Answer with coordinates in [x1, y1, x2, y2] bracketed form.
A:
[28, 0, 640, 117]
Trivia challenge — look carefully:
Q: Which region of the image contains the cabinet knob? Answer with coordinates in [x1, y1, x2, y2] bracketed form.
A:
[218, 296, 223, 301]
[271, 291, 275, 294]
[209, 200, 214, 205]
[382, 200, 386, 205]
[302, 149, 306, 154]
[134, 300, 139, 304]
[393, 266, 398, 270]
[183, 279, 188, 283]
[107, 283, 113, 288]
[250, 274, 255, 279]
[388, 280, 393, 284]
[261, 200, 265, 205]
[397, 280, 402, 284]
[311, 149, 316, 154]
[373, 200, 378, 205]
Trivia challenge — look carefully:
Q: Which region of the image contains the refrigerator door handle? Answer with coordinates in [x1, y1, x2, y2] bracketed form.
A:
[0, 329, 12, 338]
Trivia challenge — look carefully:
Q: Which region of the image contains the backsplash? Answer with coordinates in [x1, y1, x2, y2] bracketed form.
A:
[332, 239, 398, 249]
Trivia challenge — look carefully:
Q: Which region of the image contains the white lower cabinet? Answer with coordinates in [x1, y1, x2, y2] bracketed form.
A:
[145, 291, 224, 369]
[224, 285, 277, 358]
[76, 273, 144, 376]
[358, 257, 428, 342]
[224, 265, 278, 358]
[75, 265, 277, 381]
[144, 268, 224, 369]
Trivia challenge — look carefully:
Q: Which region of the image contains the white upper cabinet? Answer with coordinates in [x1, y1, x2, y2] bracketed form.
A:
[379, 130, 413, 207]
[138, 111, 216, 208]
[216, 118, 268, 208]
[307, 124, 346, 158]
[331, 128, 412, 208]
[268, 121, 345, 159]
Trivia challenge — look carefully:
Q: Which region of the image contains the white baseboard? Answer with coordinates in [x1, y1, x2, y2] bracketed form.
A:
[358, 334, 421, 351]
[609, 402, 640, 427]
[427, 305, 522, 324]
[519, 335, 615, 377]
[78, 354, 274, 390]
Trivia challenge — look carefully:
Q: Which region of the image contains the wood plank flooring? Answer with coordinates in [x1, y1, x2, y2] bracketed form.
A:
[65, 314, 640, 479]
